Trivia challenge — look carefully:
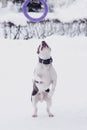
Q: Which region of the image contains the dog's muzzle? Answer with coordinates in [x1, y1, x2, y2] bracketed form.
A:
[35, 80, 43, 84]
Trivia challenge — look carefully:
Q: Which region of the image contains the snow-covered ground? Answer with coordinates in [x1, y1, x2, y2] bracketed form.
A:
[0, 36, 87, 130]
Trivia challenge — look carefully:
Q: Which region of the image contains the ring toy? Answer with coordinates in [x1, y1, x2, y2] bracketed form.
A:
[22, 0, 48, 22]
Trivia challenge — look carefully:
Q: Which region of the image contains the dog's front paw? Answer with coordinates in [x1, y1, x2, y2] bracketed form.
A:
[32, 114, 38, 118]
[48, 91, 53, 98]
[49, 114, 54, 117]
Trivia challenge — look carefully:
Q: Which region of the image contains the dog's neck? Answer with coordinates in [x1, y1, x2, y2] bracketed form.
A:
[39, 57, 53, 65]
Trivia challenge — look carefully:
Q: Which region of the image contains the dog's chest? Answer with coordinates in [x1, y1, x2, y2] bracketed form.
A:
[37, 65, 51, 81]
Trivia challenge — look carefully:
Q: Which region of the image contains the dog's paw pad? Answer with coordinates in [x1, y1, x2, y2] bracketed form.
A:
[32, 114, 37, 118]
[49, 114, 54, 117]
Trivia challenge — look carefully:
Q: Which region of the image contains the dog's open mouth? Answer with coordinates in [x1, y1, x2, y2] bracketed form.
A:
[41, 41, 49, 50]
[37, 41, 51, 57]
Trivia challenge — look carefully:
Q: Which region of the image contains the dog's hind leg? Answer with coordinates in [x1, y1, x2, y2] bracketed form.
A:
[32, 96, 38, 117]
[32, 103, 38, 117]
[45, 98, 54, 117]
[31, 82, 39, 117]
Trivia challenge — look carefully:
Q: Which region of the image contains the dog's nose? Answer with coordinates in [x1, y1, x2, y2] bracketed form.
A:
[42, 41, 48, 48]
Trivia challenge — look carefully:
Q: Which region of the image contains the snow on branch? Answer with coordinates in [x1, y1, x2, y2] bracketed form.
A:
[0, 18, 87, 39]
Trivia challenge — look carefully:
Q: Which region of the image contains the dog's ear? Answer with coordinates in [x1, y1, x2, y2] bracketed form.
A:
[37, 45, 40, 54]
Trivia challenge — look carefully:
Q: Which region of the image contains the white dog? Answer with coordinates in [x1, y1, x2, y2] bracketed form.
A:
[31, 41, 57, 117]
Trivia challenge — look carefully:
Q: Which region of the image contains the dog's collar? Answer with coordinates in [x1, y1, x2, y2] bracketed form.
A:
[39, 57, 53, 65]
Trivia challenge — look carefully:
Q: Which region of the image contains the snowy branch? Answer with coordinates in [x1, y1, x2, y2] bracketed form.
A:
[0, 18, 87, 39]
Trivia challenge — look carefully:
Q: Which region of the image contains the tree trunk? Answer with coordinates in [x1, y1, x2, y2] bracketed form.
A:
[1, 0, 8, 8]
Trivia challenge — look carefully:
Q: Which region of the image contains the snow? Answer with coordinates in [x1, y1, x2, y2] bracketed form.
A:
[0, 0, 87, 129]
[54, 0, 87, 22]
[0, 1, 87, 39]
[0, 36, 87, 130]
[0, 0, 87, 25]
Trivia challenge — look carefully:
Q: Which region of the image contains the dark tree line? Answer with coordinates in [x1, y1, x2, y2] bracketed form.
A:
[1, 18, 87, 39]
[13, 0, 42, 12]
